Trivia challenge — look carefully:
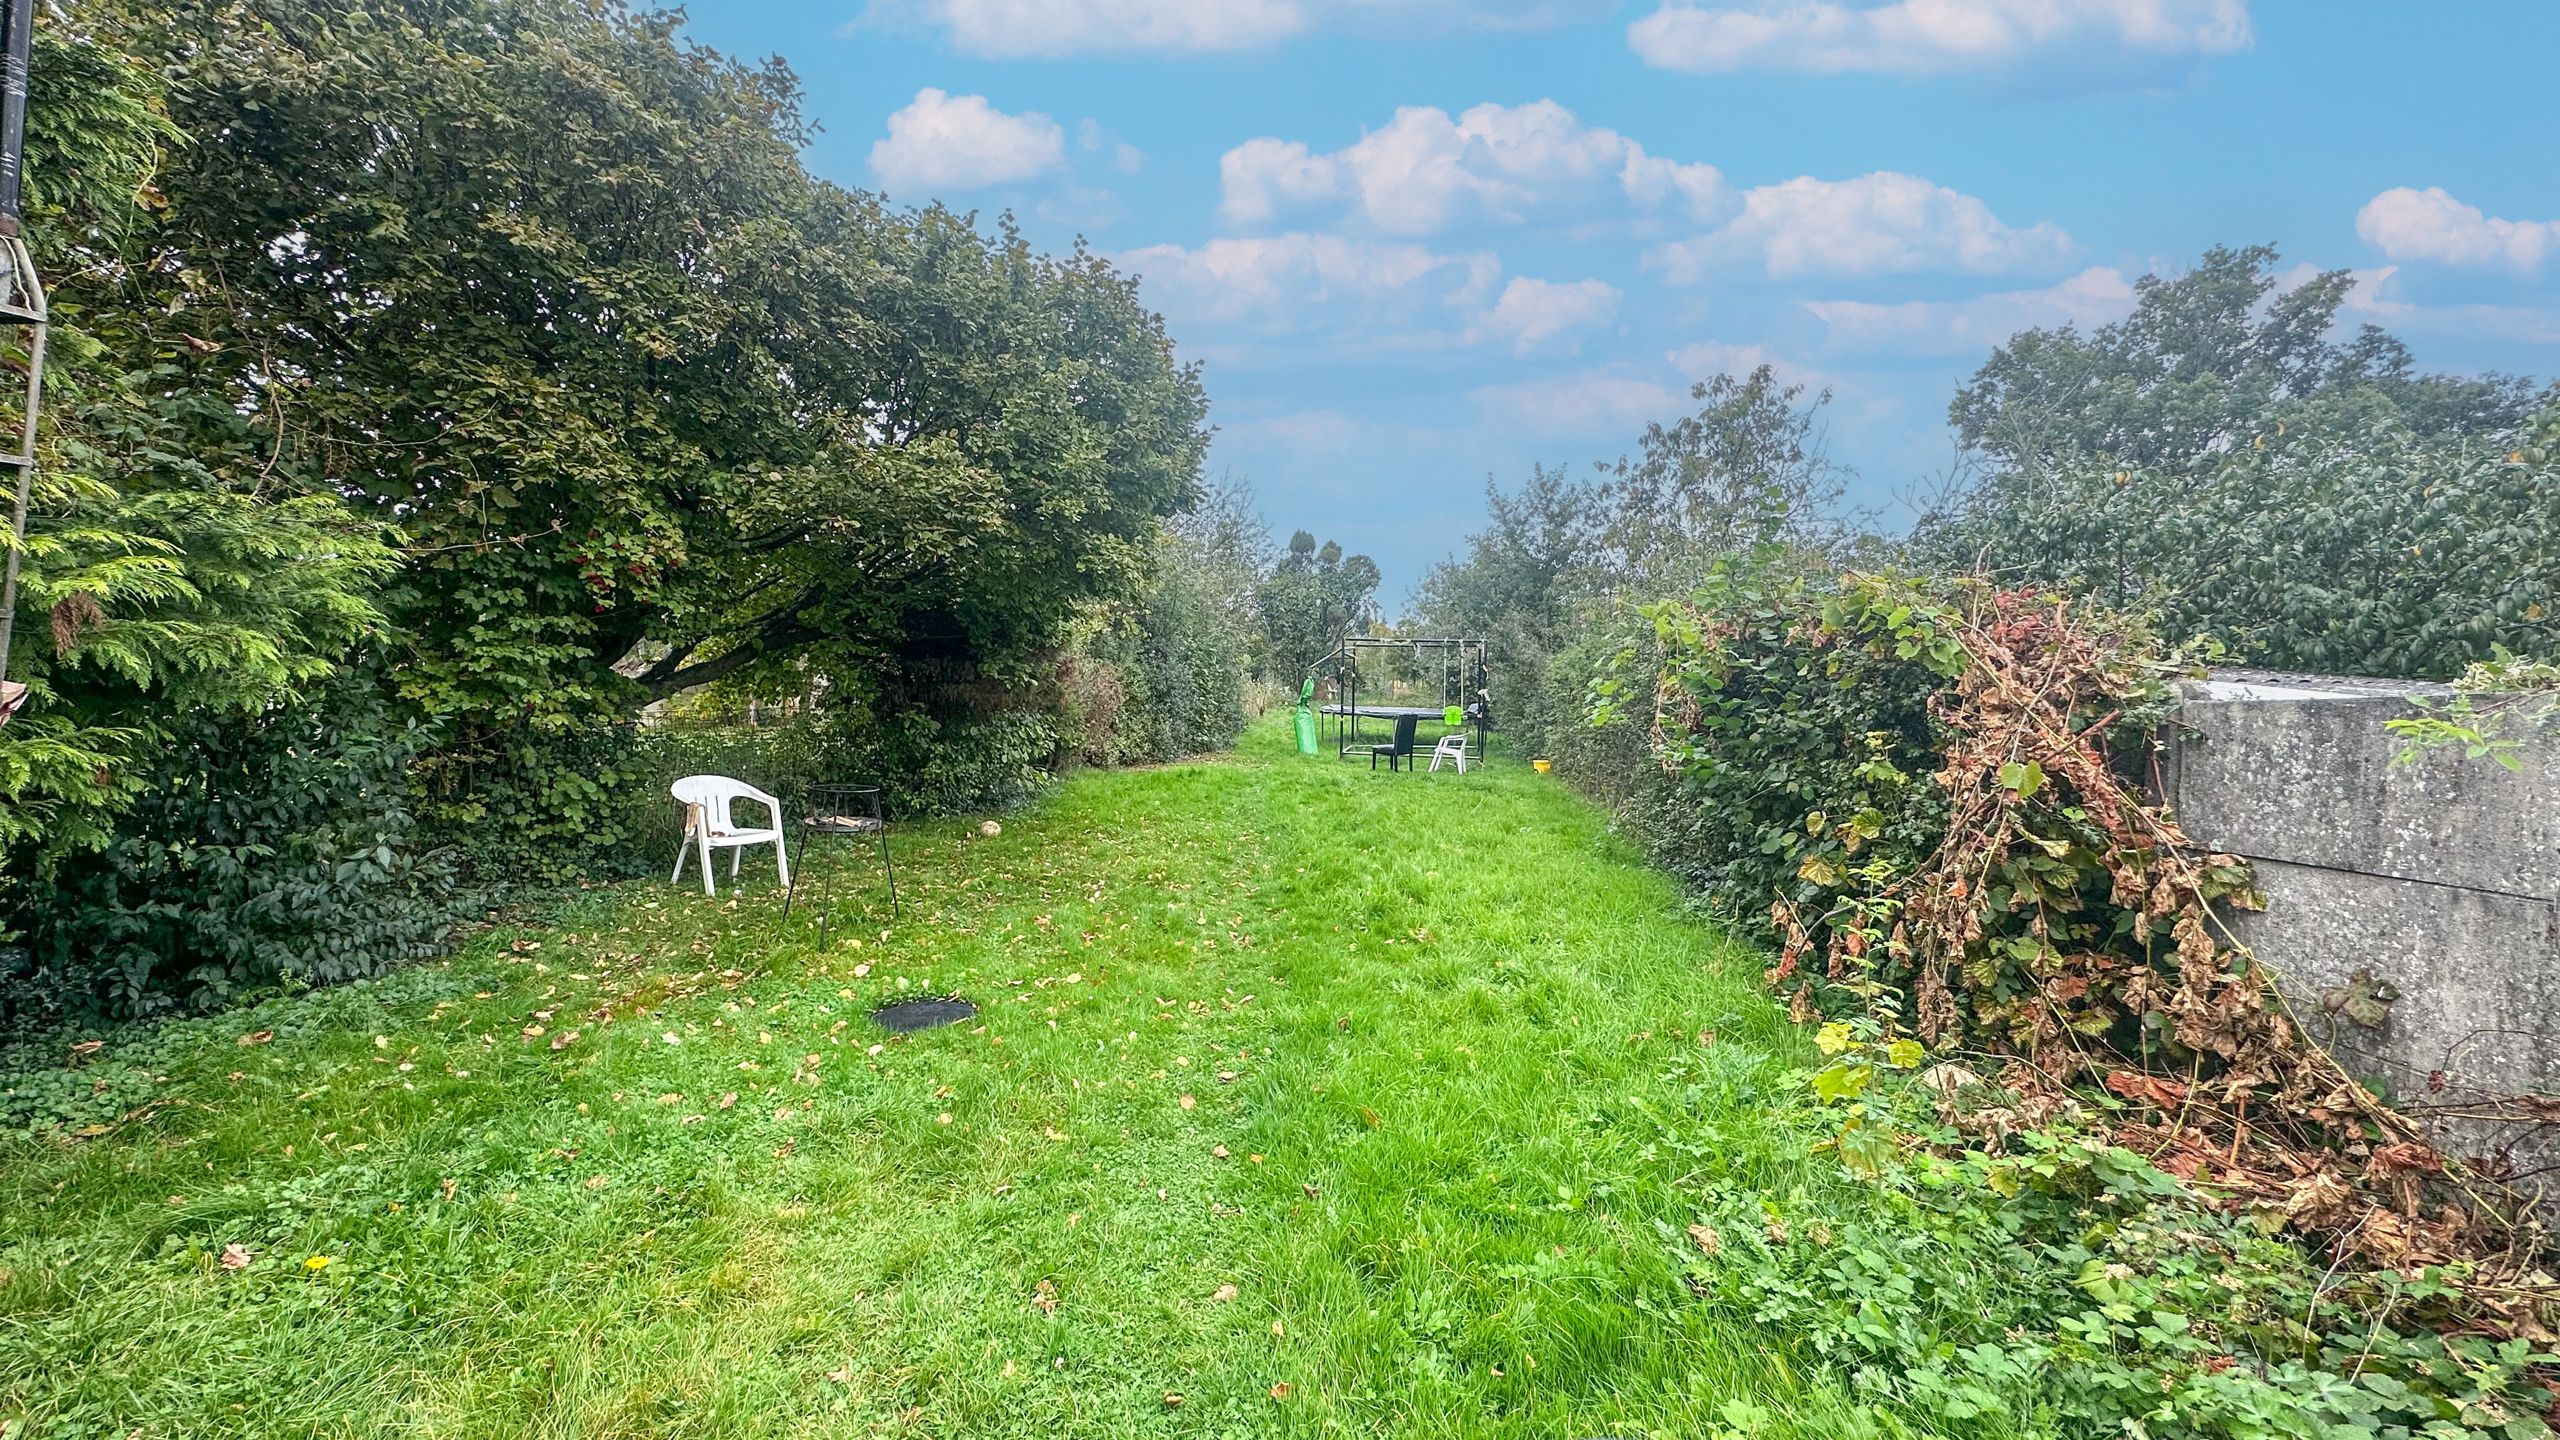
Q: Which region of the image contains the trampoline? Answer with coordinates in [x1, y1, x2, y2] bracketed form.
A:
[1321, 704, 1454, 720]
[1305, 637, 1492, 764]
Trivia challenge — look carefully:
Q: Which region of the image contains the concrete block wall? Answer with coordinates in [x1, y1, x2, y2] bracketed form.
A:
[2162, 670, 2560, 1172]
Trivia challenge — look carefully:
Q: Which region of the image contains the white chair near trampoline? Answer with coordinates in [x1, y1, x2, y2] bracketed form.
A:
[1428, 734, 1471, 773]
[669, 774, 790, 895]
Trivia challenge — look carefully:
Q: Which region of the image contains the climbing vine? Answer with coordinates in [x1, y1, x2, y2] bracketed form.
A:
[1599, 553, 2552, 1322]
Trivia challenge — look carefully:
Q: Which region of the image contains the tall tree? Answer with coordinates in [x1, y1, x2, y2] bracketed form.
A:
[1597, 366, 1852, 591]
[1950, 244, 2539, 478]
[1922, 245, 2558, 677]
[1412, 464, 1602, 663]
[86, 0, 1207, 862]
[1254, 531, 1378, 684]
[0, 13, 397, 854]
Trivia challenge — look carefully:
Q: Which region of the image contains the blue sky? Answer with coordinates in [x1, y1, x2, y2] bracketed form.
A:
[679, 1, 2560, 602]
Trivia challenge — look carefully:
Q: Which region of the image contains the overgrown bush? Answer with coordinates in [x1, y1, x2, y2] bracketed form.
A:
[1919, 246, 2558, 680]
[1920, 401, 2560, 679]
[3, 679, 462, 1023]
[1598, 550, 2522, 1283]
[1413, 370, 1860, 763]
[1659, 1062, 2555, 1440]
[1062, 554, 1248, 768]
[1538, 620, 1657, 799]
[616, 702, 1063, 847]
[1130, 568, 1249, 760]
[1585, 552, 1951, 911]
[412, 719, 666, 885]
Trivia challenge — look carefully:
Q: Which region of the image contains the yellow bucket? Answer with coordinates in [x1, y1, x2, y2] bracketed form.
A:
[1532, 759, 1552, 774]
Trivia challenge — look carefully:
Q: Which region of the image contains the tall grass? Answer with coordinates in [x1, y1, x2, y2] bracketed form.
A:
[3, 721, 1890, 1438]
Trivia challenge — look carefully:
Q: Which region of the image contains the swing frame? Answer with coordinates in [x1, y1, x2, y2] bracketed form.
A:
[1308, 636, 1492, 765]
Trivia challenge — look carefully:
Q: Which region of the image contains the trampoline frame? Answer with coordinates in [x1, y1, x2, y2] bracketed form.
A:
[1311, 636, 1491, 764]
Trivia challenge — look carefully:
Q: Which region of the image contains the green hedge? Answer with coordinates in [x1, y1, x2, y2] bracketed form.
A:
[4, 679, 465, 1024]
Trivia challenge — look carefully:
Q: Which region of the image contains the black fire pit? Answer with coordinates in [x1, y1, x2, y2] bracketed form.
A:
[871, 996, 978, 1033]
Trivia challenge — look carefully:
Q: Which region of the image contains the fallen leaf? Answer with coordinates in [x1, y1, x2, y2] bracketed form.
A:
[1178, 1094, 1196, 1110]
[69, 1039, 105, 1064]
[2102, 1070, 2189, 1110]
[1687, 1223, 1722, 1256]
[1270, 1383, 1293, 1400]
[238, 1030, 274, 1047]
[1357, 1106, 1381, 1128]
[1160, 1392, 1183, 1409]
[1211, 1284, 1239, 1302]
[219, 1243, 253, 1271]
[1212, 1144, 1230, 1159]
[717, 1092, 738, 1110]
[1269, 1319, 1284, 1337]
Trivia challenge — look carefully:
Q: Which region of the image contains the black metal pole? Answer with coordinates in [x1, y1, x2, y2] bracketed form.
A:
[0, 0, 35, 702]
[0, 0, 29, 226]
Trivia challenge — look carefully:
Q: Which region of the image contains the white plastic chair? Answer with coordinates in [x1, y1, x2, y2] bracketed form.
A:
[669, 774, 790, 895]
[1428, 734, 1470, 773]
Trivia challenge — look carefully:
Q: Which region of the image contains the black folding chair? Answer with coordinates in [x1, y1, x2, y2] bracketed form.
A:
[1369, 713, 1420, 771]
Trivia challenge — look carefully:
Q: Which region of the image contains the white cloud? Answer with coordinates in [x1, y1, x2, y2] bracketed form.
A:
[1118, 232, 1501, 333]
[1803, 265, 2136, 353]
[1220, 138, 1349, 226]
[1468, 369, 1687, 434]
[1650, 171, 2072, 280]
[1078, 120, 1148, 175]
[1472, 277, 1623, 354]
[1665, 339, 1833, 392]
[886, 0, 1306, 57]
[2356, 187, 2560, 274]
[1629, 0, 2252, 76]
[1123, 238, 1620, 357]
[883, 0, 1607, 57]
[1229, 408, 1375, 454]
[2296, 263, 2560, 346]
[1218, 100, 1726, 235]
[1220, 407, 1458, 460]
[869, 88, 1066, 194]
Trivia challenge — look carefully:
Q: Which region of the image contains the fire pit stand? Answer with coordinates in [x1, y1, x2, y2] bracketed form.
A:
[782, 783, 899, 943]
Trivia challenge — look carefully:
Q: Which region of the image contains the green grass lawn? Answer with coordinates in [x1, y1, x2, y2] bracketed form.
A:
[1, 721, 1892, 1439]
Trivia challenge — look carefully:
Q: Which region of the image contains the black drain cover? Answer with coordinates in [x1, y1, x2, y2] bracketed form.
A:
[871, 997, 978, 1032]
